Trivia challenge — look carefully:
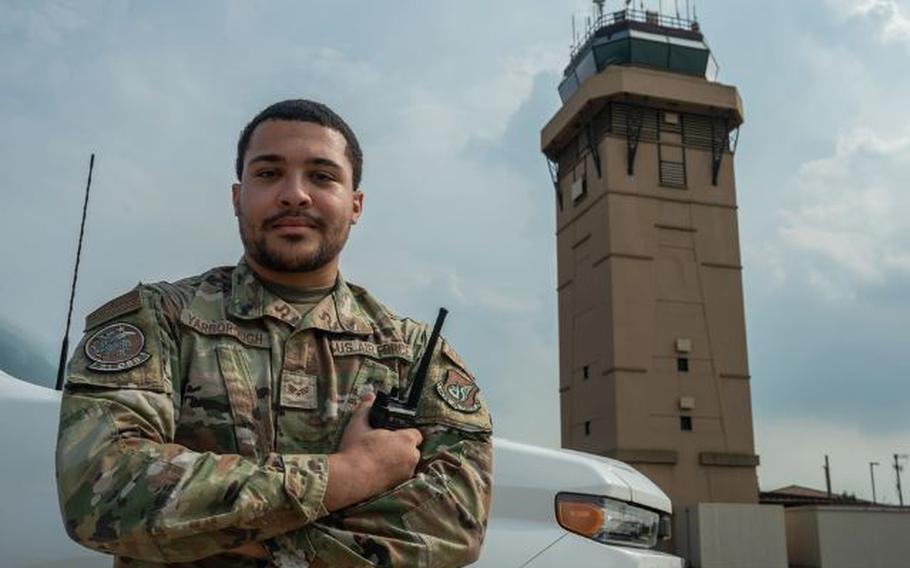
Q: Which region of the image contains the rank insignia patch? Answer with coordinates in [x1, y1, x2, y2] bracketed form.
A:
[435, 369, 481, 413]
[280, 370, 318, 410]
[84, 322, 151, 372]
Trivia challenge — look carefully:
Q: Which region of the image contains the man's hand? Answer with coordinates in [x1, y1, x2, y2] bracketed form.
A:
[325, 392, 423, 512]
[230, 393, 423, 559]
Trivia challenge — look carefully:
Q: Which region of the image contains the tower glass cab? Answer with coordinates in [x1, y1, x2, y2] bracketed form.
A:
[559, 8, 717, 103]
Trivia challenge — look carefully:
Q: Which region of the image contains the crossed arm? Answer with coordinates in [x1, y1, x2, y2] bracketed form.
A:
[57, 289, 492, 566]
[56, 382, 491, 565]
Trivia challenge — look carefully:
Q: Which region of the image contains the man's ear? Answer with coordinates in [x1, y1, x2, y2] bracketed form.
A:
[231, 183, 241, 216]
[351, 189, 364, 225]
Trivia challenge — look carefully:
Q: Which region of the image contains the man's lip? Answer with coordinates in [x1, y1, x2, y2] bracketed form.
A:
[271, 217, 318, 228]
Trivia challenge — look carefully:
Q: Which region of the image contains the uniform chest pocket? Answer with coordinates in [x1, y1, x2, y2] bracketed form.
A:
[176, 345, 269, 459]
[351, 357, 402, 400]
[328, 339, 409, 410]
[322, 356, 403, 452]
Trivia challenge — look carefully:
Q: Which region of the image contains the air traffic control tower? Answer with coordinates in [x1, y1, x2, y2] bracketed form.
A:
[541, 3, 763, 523]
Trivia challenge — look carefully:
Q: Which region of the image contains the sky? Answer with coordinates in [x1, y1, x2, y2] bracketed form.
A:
[1, 0, 908, 504]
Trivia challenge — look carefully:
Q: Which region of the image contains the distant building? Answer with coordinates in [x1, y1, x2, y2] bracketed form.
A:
[760, 484, 910, 509]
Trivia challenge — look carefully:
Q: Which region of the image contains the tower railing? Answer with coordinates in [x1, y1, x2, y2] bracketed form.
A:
[570, 8, 700, 62]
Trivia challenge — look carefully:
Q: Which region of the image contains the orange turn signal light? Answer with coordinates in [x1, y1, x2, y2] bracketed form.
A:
[556, 500, 604, 538]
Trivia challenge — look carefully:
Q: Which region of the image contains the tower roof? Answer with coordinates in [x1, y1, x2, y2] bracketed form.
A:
[560, 8, 716, 103]
[541, 65, 743, 158]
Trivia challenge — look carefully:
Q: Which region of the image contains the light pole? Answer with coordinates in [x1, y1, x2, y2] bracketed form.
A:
[896, 454, 908, 508]
[870, 462, 879, 504]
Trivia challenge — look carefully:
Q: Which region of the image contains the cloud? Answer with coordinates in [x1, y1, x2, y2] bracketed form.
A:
[828, 0, 910, 43]
[763, 128, 910, 300]
[0, 1, 91, 46]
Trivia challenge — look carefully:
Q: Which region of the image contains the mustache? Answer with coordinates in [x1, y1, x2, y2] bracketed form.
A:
[262, 210, 324, 230]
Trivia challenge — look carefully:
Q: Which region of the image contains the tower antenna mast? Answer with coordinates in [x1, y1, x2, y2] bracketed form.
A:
[572, 14, 576, 50]
[55, 154, 96, 391]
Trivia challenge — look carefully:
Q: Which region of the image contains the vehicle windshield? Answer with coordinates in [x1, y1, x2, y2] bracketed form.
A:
[0, 317, 56, 389]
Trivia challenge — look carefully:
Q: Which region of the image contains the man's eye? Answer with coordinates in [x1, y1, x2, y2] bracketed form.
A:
[255, 169, 279, 179]
[312, 171, 336, 183]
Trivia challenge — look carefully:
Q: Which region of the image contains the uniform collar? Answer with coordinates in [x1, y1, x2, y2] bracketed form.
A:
[228, 258, 373, 335]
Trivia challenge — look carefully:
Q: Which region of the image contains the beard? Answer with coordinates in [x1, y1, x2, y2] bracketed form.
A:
[237, 207, 352, 274]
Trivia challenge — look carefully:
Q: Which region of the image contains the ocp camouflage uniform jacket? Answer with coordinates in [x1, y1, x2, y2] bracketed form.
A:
[55, 260, 493, 567]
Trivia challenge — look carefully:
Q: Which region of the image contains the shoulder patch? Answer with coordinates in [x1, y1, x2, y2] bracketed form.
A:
[84, 322, 151, 372]
[85, 289, 142, 331]
[435, 369, 481, 413]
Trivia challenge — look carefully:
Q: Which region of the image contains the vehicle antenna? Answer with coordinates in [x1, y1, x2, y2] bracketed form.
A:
[55, 154, 96, 391]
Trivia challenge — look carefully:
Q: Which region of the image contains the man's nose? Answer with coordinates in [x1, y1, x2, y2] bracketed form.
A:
[278, 175, 313, 207]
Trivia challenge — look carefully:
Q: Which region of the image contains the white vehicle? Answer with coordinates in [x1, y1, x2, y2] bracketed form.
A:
[0, 368, 682, 567]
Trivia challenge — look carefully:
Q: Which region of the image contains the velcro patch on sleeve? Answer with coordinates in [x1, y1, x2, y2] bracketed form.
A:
[84, 322, 151, 372]
[435, 369, 481, 413]
[85, 289, 142, 331]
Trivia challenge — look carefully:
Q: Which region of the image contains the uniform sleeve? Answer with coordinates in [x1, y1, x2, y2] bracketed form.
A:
[267, 336, 494, 568]
[55, 287, 330, 563]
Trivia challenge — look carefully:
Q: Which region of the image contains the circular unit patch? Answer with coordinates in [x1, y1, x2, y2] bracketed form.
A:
[84, 322, 151, 372]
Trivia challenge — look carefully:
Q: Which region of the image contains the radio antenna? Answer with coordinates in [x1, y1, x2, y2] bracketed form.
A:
[572, 14, 576, 49]
[55, 153, 95, 391]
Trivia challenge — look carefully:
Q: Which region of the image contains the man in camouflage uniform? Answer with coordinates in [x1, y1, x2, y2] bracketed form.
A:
[55, 100, 493, 567]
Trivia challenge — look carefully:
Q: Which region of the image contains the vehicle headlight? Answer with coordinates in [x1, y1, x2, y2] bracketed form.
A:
[555, 492, 671, 549]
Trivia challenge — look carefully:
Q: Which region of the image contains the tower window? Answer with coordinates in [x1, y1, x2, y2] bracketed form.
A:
[677, 357, 689, 372]
[680, 416, 693, 431]
[584, 421, 591, 436]
[571, 177, 586, 203]
[583, 365, 589, 380]
[658, 144, 687, 188]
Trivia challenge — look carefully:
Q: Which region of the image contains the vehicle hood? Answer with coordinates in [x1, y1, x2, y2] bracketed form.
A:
[493, 438, 672, 514]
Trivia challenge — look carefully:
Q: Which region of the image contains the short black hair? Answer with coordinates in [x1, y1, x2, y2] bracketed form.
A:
[235, 99, 363, 188]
